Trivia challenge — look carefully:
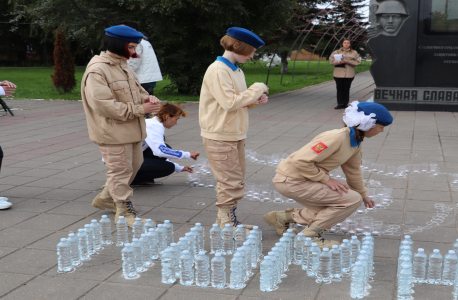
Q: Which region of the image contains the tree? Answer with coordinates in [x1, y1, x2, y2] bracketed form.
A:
[51, 28, 76, 93]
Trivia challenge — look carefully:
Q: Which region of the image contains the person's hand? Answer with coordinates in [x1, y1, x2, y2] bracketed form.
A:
[189, 151, 200, 160]
[341, 60, 348, 64]
[325, 178, 349, 196]
[181, 166, 193, 173]
[362, 197, 375, 208]
[264, 84, 270, 95]
[258, 94, 268, 105]
[142, 101, 161, 114]
[144, 95, 160, 104]
[0, 81, 17, 88]
[2, 86, 16, 97]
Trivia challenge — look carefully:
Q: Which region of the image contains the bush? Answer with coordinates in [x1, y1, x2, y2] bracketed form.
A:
[51, 29, 76, 94]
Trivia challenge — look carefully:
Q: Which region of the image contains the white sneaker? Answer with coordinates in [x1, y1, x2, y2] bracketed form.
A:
[0, 197, 12, 209]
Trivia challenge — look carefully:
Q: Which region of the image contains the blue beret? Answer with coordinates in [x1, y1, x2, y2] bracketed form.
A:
[357, 102, 393, 126]
[105, 25, 143, 43]
[226, 27, 265, 49]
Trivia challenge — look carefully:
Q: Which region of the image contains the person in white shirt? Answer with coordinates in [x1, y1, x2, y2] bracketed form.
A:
[132, 103, 200, 185]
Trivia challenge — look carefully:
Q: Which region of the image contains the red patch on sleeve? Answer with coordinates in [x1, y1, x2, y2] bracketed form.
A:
[311, 142, 328, 154]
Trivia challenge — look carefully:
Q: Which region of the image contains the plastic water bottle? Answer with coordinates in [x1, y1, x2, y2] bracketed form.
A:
[427, 249, 443, 284]
[67, 233, 81, 267]
[139, 234, 153, 267]
[351, 261, 365, 299]
[271, 247, 284, 280]
[399, 240, 410, 253]
[286, 229, 296, 260]
[242, 241, 253, 277]
[184, 232, 195, 258]
[161, 248, 176, 283]
[132, 217, 144, 239]
[190, 228, 200, 258]
[317, 248, 332, 284]
[400, 245, 412, 259]
[279, 237, 291, 268]
[99, 215, 112, 245]
[402, 235, 413, 246]
[221, 224, 234, 255]
[90, 219, 103, 251]
[330, 245, 342, 281]
[229, 252, 246, 289]
[412, 248, 427, 283]
[362, 241, 373, 276]
[267, 251, 279, 289]
[294, 233, 306, 265]
[453, 239, 458, 253]
[163, 220, 174, 246]
[398, 250, 411, 270]
[253, 226, 263, 259]
[350, 236, 361, 265]
[179, 250, 194, 286]
[84, 224, 95, 255]
[302, 237, 313, 271]
[442, 250, 458, 285]
[260, 256, 274, 292]
[247, 233, 259, 263]
[195, 250, 210, 287]
[194, 223, 205, 251]
[169, 243, 181, 277]
[210, 224, 222, 254]
[275, 242, 287, 274]
[77, 228, 90, 261]
[307, 243, 321, 277]
[253, 225, 263, 240]
[121, 243, 138, 279]
[397, 264, 412, 300]
[131, 238, 145, 273]
[143, 219, 156, 234]
[211, 252, 226, 289]
[156, 224, 167, 254]
[281, 233, 292, 265]
[341, 239, 352, 274]
[116, 216, 128, 247]
[57, 238, 73, 273]
[234, 225, 246, 248]
[236, 248, 247, 280]
[177, 237, 187, 253]
[147, 228, 159, 260]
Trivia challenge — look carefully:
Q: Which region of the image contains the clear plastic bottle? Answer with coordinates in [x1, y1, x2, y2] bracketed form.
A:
[131, 238, 145, 273]
[350, 236, 361, 265]
[156, 224, 167, 254]
[357, 254, 370, 293]
[221, 224, 234, 255]
[362, 241, 373, 276]
[307, 243, 321, 277]
[442, 250, 458, 285]
[271, 247, 285, 279]
[279, 237, 291, 269]
[84, 224, 95, 255]
[247, 233, 259, 263]
[330, 244, 342, 281]
[316, 248, 332, 284]
[190, 228, 200, 258]
[412, 248, 427, 283]
[57, 238, 73, 273]
[67, 233, 81, 267]
[242, 241, 253, 278]
[143, 219, 156, 234]
[267, 251, 279, 289]
[234, 225, 247, 248]
[211, 252, 226, 289]
[179, 250, 194, 286]
[121, 243, 139, 279]
[253, 226, 263, 260]
[194, 223, 205, 252]
[301, 237, 313, 271]
[400, 245, 412, 259]
[169, 243, 181, 278]
[253, 225, 263, 240]
[229, 252, 246, 289]
[397, 264, 412, 300]
[260, 256, 274, 292]
[399, 240, 410, 253]
[236, 248, 247, 281]
[77, 228, 91, 261]
[281, 233, 292, 265]
[90, 219, 103, 251]
[147, 228, 159, 260]
[161, 248, 177, 284]
[275, 242, 288, 274]
[351, 261, 365, 299]
[210, 224, 222, 254]
[286, 229, 296, 261]
[176, 237, 187, 253]
[99, 215, 112, 245]
[132, 217, 144, 239]
[402, 235, 413, 246]
[341, 239, 352, 274]
[195, 250, 210, 287]
[163, 220, 174, 246]
[139, 234, 153, 267]
[427, 249, 443, 284]
[184, 232, 195, 259]
[398, 250, 411, 270]
[116, 216, 128, 247]
[294, 233, 306, 265]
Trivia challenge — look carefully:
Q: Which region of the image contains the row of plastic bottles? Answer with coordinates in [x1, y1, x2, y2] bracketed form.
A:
[57, 215, 112, 273]
[350, 234, 375, 299]
[210, 224, 262, 255]
[117, 217, 171, 249]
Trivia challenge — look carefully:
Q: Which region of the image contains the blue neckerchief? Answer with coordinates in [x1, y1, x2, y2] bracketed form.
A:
[349, 127, 361, 147]
[216, 56, 239, 71]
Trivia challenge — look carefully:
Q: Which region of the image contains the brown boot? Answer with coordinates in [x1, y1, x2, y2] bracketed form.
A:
[301, 223, 339, 249]
[91, 193, 116, 213]
[114, 201, 145, 228]
[263, 208, 297, 236]
[216, 207, 253, 230]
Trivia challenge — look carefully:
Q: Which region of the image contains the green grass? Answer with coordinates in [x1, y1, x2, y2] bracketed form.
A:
[1, 60, 371, 102]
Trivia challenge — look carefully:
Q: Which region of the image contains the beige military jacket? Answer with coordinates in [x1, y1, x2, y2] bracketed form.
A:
[329, 48, 361, 78]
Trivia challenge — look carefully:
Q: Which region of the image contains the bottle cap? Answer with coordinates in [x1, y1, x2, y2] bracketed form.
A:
[191, 228, 197, 232]
[149, 228, 155, 232]
[418, 248, 424, 252]
[125, 243, 132, 247]
[60, 238, 67, 242]
[84, 224, 91, 228]
[351, 236, 358, 240]
[185, 233, 191, 236]
[237, 224, 244, 228]
[212, 224, 219, 227]
[343, 239, 349, 243]
[158, 224, 163, 227]
[119, 216, 125, 220]
[402, 264, 410, 269]
[287, 229, 293, 233]
[305, 237, 312, 241]
[234, 253, 241, 257]
[264, 256, 271, 260]
[332, 245, 338, 249]
[449, 250, 456, 254]
[283, 233, 289, 237]
[312, 243, 318, 247]
[164, 220, 170, 223]
[355, 262, 362, 266]
[215, 252, 222, 256]
[275, 242, 282, 246]
[179, 237, 185, 241]
[298, 233, 304, 236]
[196, 223, 201, 226]
[253, 226, 259, 229]
[225, 224, 231, 227]
[135, 217, 141, 221]
[402, 257, 410, 262]
[183, 250, 189, 254]
[323, 248, 329, 251]
[237, 247, 244, 252]
[102, 215, 108, 218]
[280, 237, 287, 241]
[132, 238, 139, 242]
[164, 248, 171, 253]
[402, 240, 409, 245]
[141, 234, 147, 238]
[68, 233, 75, 237]
[404, 235, 411, 239]
[91, 219, 97, 223]
[78, 229, 85, 232]
[146, 219, 152, 222]
[199, 250, 206, 255]
[364, 232, 371, 236]
[171, 243, 177, 247]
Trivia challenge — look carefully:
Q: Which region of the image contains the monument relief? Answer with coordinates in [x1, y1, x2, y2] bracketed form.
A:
[368, 0, 410, 38]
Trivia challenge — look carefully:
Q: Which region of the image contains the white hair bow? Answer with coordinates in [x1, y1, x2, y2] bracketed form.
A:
[343, 101, 377, 131]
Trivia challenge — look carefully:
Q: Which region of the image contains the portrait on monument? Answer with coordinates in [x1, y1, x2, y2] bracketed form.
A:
[368, 0, 410, 38]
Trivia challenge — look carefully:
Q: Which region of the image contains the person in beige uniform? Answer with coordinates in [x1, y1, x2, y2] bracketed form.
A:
[264, 101, 393, 248]
[200, 27, 269, 229]
[81, 25, 160, 227]
[329, 39, 361, 109]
